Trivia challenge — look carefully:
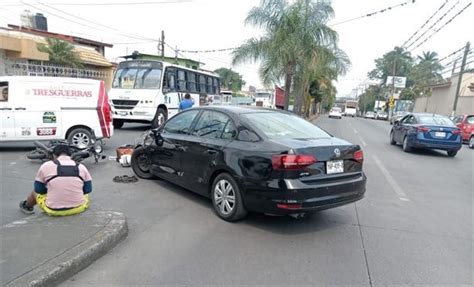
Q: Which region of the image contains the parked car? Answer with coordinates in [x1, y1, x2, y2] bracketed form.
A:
[452, 114, 474, 148]
[131, 106, 367, 221]
[390, 113, 462, 157]
[376, 111, 388, 120]
[329, 107, 342, 119]
[365, 111, 376, 119]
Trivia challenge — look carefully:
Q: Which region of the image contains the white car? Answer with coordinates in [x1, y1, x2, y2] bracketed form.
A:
[329, 107, 342, 119]
[0, 76, 113, 148]
[365, 111, 376, 119]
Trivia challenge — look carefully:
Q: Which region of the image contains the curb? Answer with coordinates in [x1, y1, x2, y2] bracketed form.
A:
[6, 211, 128, 287]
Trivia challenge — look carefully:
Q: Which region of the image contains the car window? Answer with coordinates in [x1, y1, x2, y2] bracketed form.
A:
[453, 116, 463, 123]
[400, 115, 411, 124]
[466, 116, 474, 124]
[192, 111, 234, 139]
[242, 112, 330, 139]
[163, 110, 200, 134]
[406, 116, 417, 124]
[418, 115, 455, 126]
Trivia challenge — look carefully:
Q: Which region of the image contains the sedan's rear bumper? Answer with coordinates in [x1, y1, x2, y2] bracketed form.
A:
[242, 172, 366, 215]
[411, 138, 462, 151]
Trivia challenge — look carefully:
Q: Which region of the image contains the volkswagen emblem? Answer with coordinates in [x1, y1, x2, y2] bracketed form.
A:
[334, 148, 341, 157]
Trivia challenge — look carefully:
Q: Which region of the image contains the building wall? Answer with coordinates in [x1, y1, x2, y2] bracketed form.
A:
[414, 73, 474, 116]
[0, 50, 6, 76]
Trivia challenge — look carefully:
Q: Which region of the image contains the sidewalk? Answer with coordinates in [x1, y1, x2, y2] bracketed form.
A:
[1, 209, 128, 287]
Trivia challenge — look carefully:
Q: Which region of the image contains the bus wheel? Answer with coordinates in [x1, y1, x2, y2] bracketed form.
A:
[113, 119, 124, 129]
[151, 108, 167, 128]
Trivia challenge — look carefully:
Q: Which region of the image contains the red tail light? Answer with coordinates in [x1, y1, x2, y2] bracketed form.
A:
[276, 203, 302, 210]
[452, 129, 461, 135]
[416, 126, 430, 133]
[354, 150, 364, 162]
[271, 154, 317, 170]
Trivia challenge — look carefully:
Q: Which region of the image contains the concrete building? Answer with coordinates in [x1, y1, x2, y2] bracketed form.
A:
[414, 72, 474, 116]
[0, 25, 115, 88]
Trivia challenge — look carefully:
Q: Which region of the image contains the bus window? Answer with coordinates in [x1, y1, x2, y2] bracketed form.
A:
[0, 81, 8, 101]
[206, 77, 213, 94]
[164, 68, 176, 91]
[134, 68, 162, 89]
[112, 69, 124, 88]
[186, 72, 197, 93]
[177, 70, 186, 91]
[120, 68, 138, 89]
[199, 75, 206, 92]
[213, 78, 220, 94]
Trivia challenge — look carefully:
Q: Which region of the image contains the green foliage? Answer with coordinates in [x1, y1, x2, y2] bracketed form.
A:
[37, 38, 83, 68]
[232, 0, 349, 114]
[214, 68, 246, 92]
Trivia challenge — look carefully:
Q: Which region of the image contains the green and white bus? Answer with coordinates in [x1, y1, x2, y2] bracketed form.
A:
[109, 60, 220, 128]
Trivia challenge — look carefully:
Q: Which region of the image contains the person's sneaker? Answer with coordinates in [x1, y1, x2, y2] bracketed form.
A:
[19, 200, 34, 214]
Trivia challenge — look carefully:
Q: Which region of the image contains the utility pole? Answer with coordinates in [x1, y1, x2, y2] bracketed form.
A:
[388, 55, 397, 120]
[160, 30, 165, 58]
[452, 41, 470, 116]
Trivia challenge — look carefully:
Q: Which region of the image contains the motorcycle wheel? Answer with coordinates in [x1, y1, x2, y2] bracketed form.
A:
[26, 150, 49, 161]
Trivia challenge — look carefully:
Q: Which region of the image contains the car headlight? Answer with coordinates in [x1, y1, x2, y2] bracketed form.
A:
[143, 132, 155, 147]
[94, 142, 103, 153]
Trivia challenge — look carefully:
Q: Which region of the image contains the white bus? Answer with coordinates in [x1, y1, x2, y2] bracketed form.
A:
[109, 60, 220, 128]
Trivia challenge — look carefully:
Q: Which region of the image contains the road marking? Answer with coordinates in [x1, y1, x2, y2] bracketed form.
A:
[357, 135, 367, 147]
[372, 155, 411, 202]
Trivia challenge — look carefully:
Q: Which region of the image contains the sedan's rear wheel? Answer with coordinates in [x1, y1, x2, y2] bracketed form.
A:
[211, 173, 247, 222]
[469, 136, 474, 149]
[447, 150, 457, 157]
[402, 136, 412, 152]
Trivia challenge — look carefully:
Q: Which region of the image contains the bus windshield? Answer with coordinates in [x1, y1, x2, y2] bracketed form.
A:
[112, 67, 162, 89]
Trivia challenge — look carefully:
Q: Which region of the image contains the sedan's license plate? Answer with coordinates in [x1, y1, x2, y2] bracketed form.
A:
[327, 160, 344, 174]
[435, 132, 446, 138]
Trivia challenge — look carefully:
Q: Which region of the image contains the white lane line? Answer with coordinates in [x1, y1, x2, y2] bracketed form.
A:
[372, 155, 410, 202]
[357, 135, 367, 147]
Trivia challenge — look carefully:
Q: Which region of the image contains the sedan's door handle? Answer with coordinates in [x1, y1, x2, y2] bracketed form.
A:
[15, 107, 26, 110]
[206, 149, 218, 155]
[0, 107, 12, 110]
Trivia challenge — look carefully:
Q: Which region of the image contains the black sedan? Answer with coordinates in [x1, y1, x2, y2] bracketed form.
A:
[132, 106, 366, 221]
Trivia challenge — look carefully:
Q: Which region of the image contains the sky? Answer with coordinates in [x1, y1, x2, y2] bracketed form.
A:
[0, 0, 472, 97]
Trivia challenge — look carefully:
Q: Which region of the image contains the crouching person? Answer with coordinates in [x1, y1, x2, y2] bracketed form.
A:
[19, 144, 92, 216]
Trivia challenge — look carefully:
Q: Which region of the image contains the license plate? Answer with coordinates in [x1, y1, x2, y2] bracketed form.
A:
[119, 111, 128, 116]
[435, 132, 446, 138]
[327, 160, 344, 174]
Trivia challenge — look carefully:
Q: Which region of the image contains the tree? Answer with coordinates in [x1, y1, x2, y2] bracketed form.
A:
[37, 38, 83, 68]
[368, 46, 413, 85]
[213, 68, 246, 92]
[408, 51, 443, 98]
[232, 0, 348, 114]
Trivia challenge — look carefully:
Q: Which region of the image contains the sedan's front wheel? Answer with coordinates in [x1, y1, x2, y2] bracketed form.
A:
[390, 131, 396, 145]
[211, 173, 247, 222]
[469, 136, 474, 149]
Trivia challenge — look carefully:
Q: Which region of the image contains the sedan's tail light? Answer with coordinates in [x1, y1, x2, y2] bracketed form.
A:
[276, 203, 302, 210]
[272, 154, 317, 170]
[452, 129, 461, 135]
[416, 126, 431, 133]
[354, 150, 364, 162]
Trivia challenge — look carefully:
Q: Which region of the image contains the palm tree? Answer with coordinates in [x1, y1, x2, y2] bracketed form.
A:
[232, 0, 348, 113]
[368, 46, 413, 83]
[37, 38, 83, 68]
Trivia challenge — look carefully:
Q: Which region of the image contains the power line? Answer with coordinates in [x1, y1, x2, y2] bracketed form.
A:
[3, 0, 192, 7]
[32, 1, 157, 42]
[438, 45, 466, 63]
[405, 0, 461, 49]
[401, 0, 449, 47]
[330, 0, 416, 26]
[179, 47, 237, 53]
[409, 2, 472, 52]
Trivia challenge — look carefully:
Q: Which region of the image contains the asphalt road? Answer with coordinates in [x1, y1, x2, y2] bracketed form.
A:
[1, 116, 472, 286]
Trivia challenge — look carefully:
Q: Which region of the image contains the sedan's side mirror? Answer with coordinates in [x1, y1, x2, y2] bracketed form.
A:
[394, 120, 400, 126]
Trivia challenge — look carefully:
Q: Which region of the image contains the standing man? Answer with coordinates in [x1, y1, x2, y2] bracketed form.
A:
[19, 145, 92, 216]
[179, 93, 194, 111]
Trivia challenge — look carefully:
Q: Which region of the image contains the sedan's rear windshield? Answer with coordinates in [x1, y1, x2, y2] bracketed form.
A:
[242, 112, 330, 139]
[418, 115, 454, 126]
